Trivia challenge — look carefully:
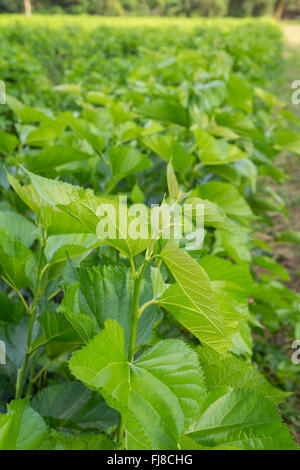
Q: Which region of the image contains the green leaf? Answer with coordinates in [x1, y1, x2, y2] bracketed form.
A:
[107, 145, 151, 193]
[25, 117, 66, 146]
[193, 182, 253, 222]
[0, 128, 18, 155]
[0, 291, 24, 323]
[252, 256, 290, 281]
[0, 210, 36, 247]
[60, 284, 99, 344]
[40, 429, 118, 450]
[131, 183, 144, 204]
[198, 256, 253, 292]
[198, 256, 251, 340]
[25, 145, 94, 173]
[20, 167, 94, 206]
[64, 114, 105, 154]
[0, 228, 33, 289]
[275, 230, 300, 244]
[63, 264, 160, 350]
[193, 80, 226, 113]
[151, 267, 168, 299]
[38, 309, 84, 354]
[95, 198, 151, 258]
[216, 110, 262, 140]
[227, 74, 253, 113]
[32, 381, 117, 432]
[179, 435, 241, 450]
[167, 161, 179, 199]
[187, 388, 297, 450]
[0, 317, 30, 376]
[7, 173, 91, 235]
[195, 129, 247, 165]
[69, 319, 206, 450]
[137, 99, 189, 127]
[0, 399, 47, 450]
[197, 345, 288, 404]
[229, 321, 253, 358]
[185, 196, 240, 233]
[6, 97, 51, 124]
[141, 135, 194, 172]
[274, 129, 300, 156]
[158, 243, 230, 355]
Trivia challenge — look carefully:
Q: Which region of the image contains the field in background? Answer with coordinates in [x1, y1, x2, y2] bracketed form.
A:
[0, 15, 299, 449]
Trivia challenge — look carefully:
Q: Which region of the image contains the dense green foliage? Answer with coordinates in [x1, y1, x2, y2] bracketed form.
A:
[1, 0, 299, 18]
[0, 16, 299, 450]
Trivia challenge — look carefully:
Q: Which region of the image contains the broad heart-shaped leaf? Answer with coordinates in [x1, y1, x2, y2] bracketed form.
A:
[158, 243, 230, 355]
[62, 264, 160, 351]
[25, 117, 66, 146]
[274, 128, 300, 156]
[198, 256, 253, 292]
[193, 80, 227, 113]
[195, 129, 247, 165]
[64, 114, 105, 154]
[20, 166, 94, 206]
[229, 320, 253, 358]
[186, 388, 298, 450]
[8, 173, 107, 235]
[137, 99, 189, 127]
[192, 181, 253, 223]
[0, 291, 24, 323]
[197, 345, 288, 404]
[0, 317, 35, 381]
[226, 74, 253, 113]
[184, 197, 240, 234]
[0, 228, 33, 289]
[69, 319, 206, 450]
[141, 135, 194, 172]
[25, 145, 94, 174]
[44, 233, 101, 282]
[31, 381, 118, 432]
[0, 399, 47, 450]
[38, 309, 84, 357]
[216, 229, 251, 265]
[252, 256, 290, 281]
[198, 256, 251, 340]
[106, 145, 151, 193]
[0, 210, 36, 247]
[0, 128, 19, 155]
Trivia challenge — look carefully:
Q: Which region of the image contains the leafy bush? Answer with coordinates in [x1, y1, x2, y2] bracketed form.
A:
[0, 16, 299, 450]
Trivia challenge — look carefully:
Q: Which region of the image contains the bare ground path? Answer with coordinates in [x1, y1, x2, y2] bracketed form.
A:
[283, 24, 300, 46]
[261, 23, 300, 444]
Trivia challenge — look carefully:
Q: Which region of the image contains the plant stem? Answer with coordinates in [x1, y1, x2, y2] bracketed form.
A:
[115, 257, 151, 444]
[138, 299, 157, 319]
[128, 273, 143, 363]
[15, 232, 46, 399]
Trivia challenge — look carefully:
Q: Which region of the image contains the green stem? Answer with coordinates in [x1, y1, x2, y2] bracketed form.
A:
[115, 257, 151, 444]
[1, 275, 31, 316]
[15, 232, 46, 399]
[116, 414, 125, 445]
[128, 273, 143, 363]
[138, 299, 157, 319]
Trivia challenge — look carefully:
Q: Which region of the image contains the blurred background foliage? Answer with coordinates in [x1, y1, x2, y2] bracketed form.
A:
[0, 0, 300, 19]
